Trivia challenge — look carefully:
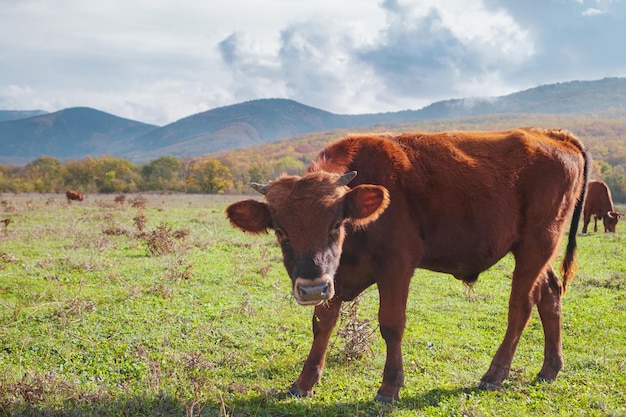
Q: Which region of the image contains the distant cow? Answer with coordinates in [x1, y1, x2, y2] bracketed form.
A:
[226, 128, 589, 402]
[65, 190, 84, 203]
[582, 180, 623, 233]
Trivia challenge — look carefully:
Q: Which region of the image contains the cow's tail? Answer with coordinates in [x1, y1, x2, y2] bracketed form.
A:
[560, 147, 590, 295]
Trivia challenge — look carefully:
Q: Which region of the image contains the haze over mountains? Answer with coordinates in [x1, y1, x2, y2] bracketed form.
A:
[1, 77, 626, 164]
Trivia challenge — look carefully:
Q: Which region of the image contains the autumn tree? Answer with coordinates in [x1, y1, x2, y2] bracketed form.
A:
[602, 165, 626, 203]
[248, 162, 272, 183]
[23, 156, 63, 192]
[141, 156, 184, 191]
[93, 156, 141, 193]
[187, 159, 233, 193]
[0, 165, 22, 192]
[61, 157, 98, 192]
[272, 156, 305, 177]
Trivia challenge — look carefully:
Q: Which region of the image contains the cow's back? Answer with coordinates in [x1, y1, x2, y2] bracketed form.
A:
[310, 128, 587, 278]
[585, 180, 614, 215]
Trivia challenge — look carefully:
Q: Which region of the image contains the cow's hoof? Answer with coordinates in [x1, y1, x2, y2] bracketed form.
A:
[288, 386, 312, 398]
[535, 367, 560, 382]
[534, 374, 556, 384]
[374, 393, 396, 404]
[477, 380, 502, 391]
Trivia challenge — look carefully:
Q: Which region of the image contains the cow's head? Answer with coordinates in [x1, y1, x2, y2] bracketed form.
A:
[226, 171, 390, 305]
[603, 210, 624, 233]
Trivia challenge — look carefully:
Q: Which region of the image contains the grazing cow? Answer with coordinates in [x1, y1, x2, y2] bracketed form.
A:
[226, 128, 589, 402]
[582, 180, 623, 233]
[65, 190, 84, 203]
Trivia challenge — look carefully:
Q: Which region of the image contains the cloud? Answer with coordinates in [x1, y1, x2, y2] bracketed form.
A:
[355, 3, 531, 101]
[217, 0, 537, 112]
[216, 18, 382, 114]
[582, 8, 605, 16]
[1, 0, 626, 124]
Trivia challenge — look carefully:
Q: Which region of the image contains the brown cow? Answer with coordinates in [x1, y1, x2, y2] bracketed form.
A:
[582, 180, 623, 233]
[65, 190, 84, 203]
[226, 128, 589, 402]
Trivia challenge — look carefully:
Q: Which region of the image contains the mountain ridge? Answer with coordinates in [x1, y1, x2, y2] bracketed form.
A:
[2, 77, 626, 164]
[0, 110, 48, 123]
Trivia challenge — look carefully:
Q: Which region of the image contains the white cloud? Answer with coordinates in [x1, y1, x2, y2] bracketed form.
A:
[0, 0, 625, 124]
[355, 1, 536, 104]
[582, 7, 605, 15]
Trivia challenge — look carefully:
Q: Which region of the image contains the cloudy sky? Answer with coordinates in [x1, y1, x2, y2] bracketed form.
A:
[1, 0, 625, 126]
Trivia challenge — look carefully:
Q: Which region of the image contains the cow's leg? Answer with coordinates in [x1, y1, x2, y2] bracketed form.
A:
[594, 215, 598, 232]
[479, 247, 553, 389]
[289, 297, 342, 397]
[534, 266, 564, 382]
[582, 214, 590, 233]
[374, 273, 411, 403]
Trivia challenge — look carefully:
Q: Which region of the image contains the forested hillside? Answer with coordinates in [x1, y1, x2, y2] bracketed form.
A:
[3, 77, 626, 164]
[0, 110, 47, 123]
[0, 107, 157, 164]
[1, 113, 625, 202]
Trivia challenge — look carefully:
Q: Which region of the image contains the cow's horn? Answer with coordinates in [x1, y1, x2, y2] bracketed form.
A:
[250, 182, 268, 195]
[607, 211, 615, 218]
[338, 171, 357, 186]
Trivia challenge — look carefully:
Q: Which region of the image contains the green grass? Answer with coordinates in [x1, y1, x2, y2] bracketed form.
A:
[0, 194, 624, 416]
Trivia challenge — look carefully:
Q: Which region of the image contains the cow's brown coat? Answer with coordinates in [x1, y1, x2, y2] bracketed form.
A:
[226, 128, 589, 402]
[65, 190, 84, 202]
[582, 180, 623, 233]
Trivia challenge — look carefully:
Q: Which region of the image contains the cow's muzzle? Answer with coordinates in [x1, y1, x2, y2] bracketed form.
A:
[293, 275, 335, 306]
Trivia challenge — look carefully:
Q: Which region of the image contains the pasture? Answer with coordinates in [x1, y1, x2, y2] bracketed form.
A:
[0, 193, 624, 416]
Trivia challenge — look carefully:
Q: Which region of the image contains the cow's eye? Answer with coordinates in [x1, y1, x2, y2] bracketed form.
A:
[275, 228, 290, 245]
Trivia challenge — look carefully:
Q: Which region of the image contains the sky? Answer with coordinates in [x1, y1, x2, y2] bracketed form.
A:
[1, 0, 626, 126]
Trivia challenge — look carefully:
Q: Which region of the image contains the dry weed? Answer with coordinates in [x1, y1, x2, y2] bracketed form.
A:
[335, 299, 377, 362]
[173, 228, 190, 239]
[70, 231, 114, 251]
[164, 258, 194, 281]
[144, 223, 189, 256]
[102, 212, 132, 236]
[102, 224, 131, 236]
[146, 223, 176, 255]
[0, 200, 17, 213]
[175, 351, 216, 417]
[129, 195, 148, 209]
[0, 252, 19, 264]
[54, 297, 96, 324]
[9, 372, 73, 406]
[1, 218, 10, 236]
[133, 211, 147, 232]
[95, 199, 118, 209]
[114, 193, 126, 207]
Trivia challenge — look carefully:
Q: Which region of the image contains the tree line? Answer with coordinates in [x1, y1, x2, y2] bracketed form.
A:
[2, 151, 626, 203]
[2, 117, 626, 202]
[0, 155, 235, 195]
[0, 150, 315, 196]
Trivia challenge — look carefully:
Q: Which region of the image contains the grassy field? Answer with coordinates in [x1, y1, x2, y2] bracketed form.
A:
[0, 193, 624, 417]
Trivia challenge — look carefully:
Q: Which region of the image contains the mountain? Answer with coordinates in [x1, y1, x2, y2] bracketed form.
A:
[121, 77, 626, 161]
[0, 107, 157, 164]
[2, 77, 626, 164]
[413, 77, 626, 119]
[123, 98, 361, 161]
[0, 110, 48, 123]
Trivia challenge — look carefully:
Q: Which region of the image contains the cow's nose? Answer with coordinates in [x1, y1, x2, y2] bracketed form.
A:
[297, 282, 331, 302]
[293, 275, 335, 305]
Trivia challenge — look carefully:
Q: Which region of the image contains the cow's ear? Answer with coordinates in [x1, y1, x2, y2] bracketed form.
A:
[345, 185, 390, 228]
[608, 211, 623, 219]
[226, 200, 272, 233]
